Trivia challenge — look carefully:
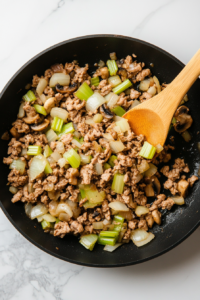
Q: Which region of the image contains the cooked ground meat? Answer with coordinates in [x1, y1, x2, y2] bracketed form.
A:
[3, 53, 198, 251]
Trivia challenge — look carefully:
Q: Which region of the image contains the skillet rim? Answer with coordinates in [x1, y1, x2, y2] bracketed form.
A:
[0, 34, 199, 268]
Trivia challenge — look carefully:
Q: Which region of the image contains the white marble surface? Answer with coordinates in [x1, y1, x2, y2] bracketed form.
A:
[1, 0, 200, 299]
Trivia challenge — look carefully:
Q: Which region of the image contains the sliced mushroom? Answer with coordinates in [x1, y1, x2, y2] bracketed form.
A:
[118, 68, 128, 81]
[174, 105, 193, 133]
[31, 119, 50, 131]
[144, 176, 161, 197]
[100, 104, 114, 119]
[44, 97, 56, 114]
[55, 83, 78, 94]
[69, 70, 75, 79]
[51, 63, 63, 73]
[10, 127, 21, 138]
[23, 114, 40, 124]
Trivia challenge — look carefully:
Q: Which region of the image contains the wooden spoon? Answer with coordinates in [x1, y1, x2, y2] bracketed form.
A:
[123, 49, 200, 146]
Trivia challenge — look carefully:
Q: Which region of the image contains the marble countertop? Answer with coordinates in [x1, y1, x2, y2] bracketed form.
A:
[1, 0, 200, 299]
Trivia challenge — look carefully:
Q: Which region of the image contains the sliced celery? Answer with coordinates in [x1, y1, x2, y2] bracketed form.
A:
[111, 106, 126, 117]
[112, 79, 132, 94]
[91, 77, 100, 87]
[111, 173, 125, 194]
[43, 145, 53, 158]
[98, 236, 117, 246]
[113, 224, 123, 232]
[75, 82, 94, 101]
[58, 122, 74, 137]
[51, 116, 64, 132]
[108, 155, 117, 167]
[23, 90, 37, 102]
[44, 161, 52, 174]
[85, 189, 104, 204]
[113, 215, 124, 224]
[55, 218, 60, 224]
[27, 145, 42, 156]
[63, 148, 81, 168]
[33, 104, 47, 116]
[41, 220, 51, 229]
[139, 141, 156, 159]
[99, 231, 119, 238]
[172, 117, 177, 124]
[83, 201, 102, 209]
[104, 163, 111, 170]
[79, 234, 98, 251]
[107, 60, 118, 76]
[80, 189, 86, 199]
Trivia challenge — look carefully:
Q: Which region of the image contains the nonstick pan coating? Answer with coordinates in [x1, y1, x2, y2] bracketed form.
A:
[0, 35, 200, 268]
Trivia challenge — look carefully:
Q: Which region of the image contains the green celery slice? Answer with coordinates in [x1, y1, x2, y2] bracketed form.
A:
[75, 82, 94, 101]
[79, 234, 98, 251]
[91, 77, 100, 87]
[43, 145, 53, 158]
[27, 145, 42, 156]
[99, 231, 119, 238]
[111, 106, 126, 117]
[111, 173, 125, 194]
[63, 148, 81, 168]
[98, 236, 117, 246]
[139, 141, 156, 159]
[41, 220, 51, 229]
[104, 163, 111, 170]
[23, 90, 37, 102]
[44, 160, 52, 174]
[107, 60, 118, 76]
[51, 116, 64, 132]
[108, 155, 118, 167]
[112, 79, 132, 94]
[33, 104, 47, 116]
[58, 122, 74, 137]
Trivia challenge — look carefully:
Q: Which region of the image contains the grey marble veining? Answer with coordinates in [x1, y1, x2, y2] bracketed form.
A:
[1, 0, 200, 299]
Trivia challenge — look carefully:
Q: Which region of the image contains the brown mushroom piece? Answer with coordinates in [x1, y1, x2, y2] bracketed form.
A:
[23, 114, 40, 124]
[100, 104, 114, 119]
[51, 63, 63, 73]
[31, 119, 50, 131]
[10, 127, 21, 138]
[55, 83, 78, 94]
[118, 68, 128, 81]
[144, 176, 161, 197]
[174, 105, 193, 133]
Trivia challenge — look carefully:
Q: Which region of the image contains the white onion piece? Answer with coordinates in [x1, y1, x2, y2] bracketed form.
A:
[46, 129, 58, 143]
[104, 92, 113, 103]
[109, 141, 125, 153]
[131, 229, 149, 242]
[95, 163, 103, 175]
[59, 212, 71, 222]
[104, 243, 122, 252]
[113, 126, 122, 134]
[171, 196, 185, 205]
[40, 94, 47, 104]
[56, 142, 65, 154]
[18, 102, 25, 118]
[49, 73, 70, 87]
[73, 130, 81, 139]
[86, 93, 107, 112]
[147, 86, 157, 96]
[102, 133, 114, 141]
[93, 221, 103, 230]
[118, 210, 134, 221]
[28, 183, 35, 193]
[107, 93, 119, 109]
[72, 138, 82, 148]
[135, 206, 149, 217]
[25, 203, 33, 218]
[135, 173, 143, 183]
[144, 163, 157, 177]
[36, 78, 48, 95]
[137, 160, 149, 173]
[42, 213, 57, 222]
[103, 219, 112, 225]
[30, 203, 48, 220]
[139, 79, 150, 91]
[10, 159, 26, 175]
[153, 76, 161, 93]
[113, 115, 123, 122]
[37, 215, 44, 222]
[134, 232, 155, 247]
[73, 207, 81, 219]
[108, 76, 121, 88]
[51, 151, 61, 162]
[108, 201, 129, 211]
[80, 154, 91, 164]
[49, 201, 58, 216]
[44, 183, 54, 192]
[50, 107, 68, 121]
[129, 100, 140, 110]
[85, 118, 95, 125]
[21, 148, 27, 156]
[29, 155, 47, 181]
[156, 144, 163, 153]
[116, 119, 130, 133]
[9, 186, 18, 194]
[58, 157, 67, 168]
[66, 199, 77, 211]
[47, 156, 55, 164]
[56, 202, 73, 218]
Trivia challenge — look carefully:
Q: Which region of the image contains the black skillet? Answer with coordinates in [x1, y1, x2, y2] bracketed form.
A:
[0, 35, 200, 268]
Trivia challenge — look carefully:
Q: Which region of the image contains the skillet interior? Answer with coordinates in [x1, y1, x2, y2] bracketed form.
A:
[0, 35, 200, 268]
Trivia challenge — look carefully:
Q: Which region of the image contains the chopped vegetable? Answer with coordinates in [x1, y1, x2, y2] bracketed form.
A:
[63, 148, 81, 168]
[23, 90, 37, 102]
[137, 160, 149, 173]
[29, 154, 47, 181]
[135, 206, 149, 217]
[50, 107, 68, 121]
[42, 214, 57, 222]
[80, 154, 92, 165]
[155, 144, 163, 153]
[108, 75, 121, 87]
[30, 203, 48, 220]
[107, 60, 118, 76]
[129, 100, 140, 110]
[109, 200, 128, 211]
[108, 155, 117, 167]
[44, 160, 52, 174]
[134, 232, 155, 247]
[75, 82, 94, 101]
[9, 186, 18, 194]
[131, 229, 149, 242]
[10, 159, 26, 174]
[85, 188, 105, 204]
[86, 93, 107, 112]
[51, 151, 61, 162]
[27, 145, 42, 156]
[104, 163, 111, 170]
[93, 221, 103, 230]
[33, 104, 47, 116]
[36, 78, 48, 96]
[51, 116, 64, 132]
[115, 118, 130, 132]
[46, 129, 58, 143]
[93, 114, 103, 123]
[143, 163, 157, 177]
[113, 215, 124, 224]
[94, 163, 103, 175]
[91, 77, 100, 87]
[109, 141, 125, 153]
[43, 145, 53, 158]
[112, 79, 132, 94]
[111, 174, 125, 194]
[171, 196, 185, 205]
[103, 243, 122, 252]
[58, 122, 74, 137]
[106, 93, 119, 109]
[140, 141, 156, 159]
[98, 236, 117, 246]
[100, 231, 119, 238]
[49, 73, 70, 87]
[41, 220, 51, 229]
[79, 234, 98, 251]
[111, 106, 126, 117]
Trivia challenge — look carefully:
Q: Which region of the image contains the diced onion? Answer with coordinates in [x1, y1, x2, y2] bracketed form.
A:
[118, 210, 134, 221]
[156, 144, 163, 153]
[37, 215, 44, 222]
[17, 102, 25, 118]
[113, 126, 122, 134]
[25, 203, 33, 218]
[95, 163, 103, 175]
[50, 107, 68, 121]
[72, 138, 82, 148]
[51, 151, 61, 162]
[93, 221, 103, 230]
[56, 142, 65, 154]
[73, 130, 81, 138]
[108, 201, 129, 211]
[80, 154, 91, 164]
[139, 79, 150, 91]
[129, 100, 140, 110]
[49, 73, 70, 87]
[109, 141, 125, 153]
[10, 159, 26, 174]
[98, 60, 105, 67]
[182, 131, 191, 142]
[29, 155, 47, 181]
[21, 148, 27, 156]
[103, 219, 111, 225]
[103, 243, 122, 252]
[58, 157, 67, 168]
[135, 173, 143, 183]
[137, 160, 149, 173]
[39, 94, 47, 104]
[116, 119, 130, 133]
[131, 229, 149, 242]
[93, 114, 103, 123]
[44, 183, 54, 192]
[171, 196, 185, 205]
[102, 133, 114, 141]
[59, 212, 71, 222]
[108, 76, 121, 88]
[49, 201, 58, 216]
[46, 129, 58, 143]
[36, 78, 48, 96]
[48, 191, 60, 201]
[134, 232, 155, 247]
[85, 118, 95, 125]
[113, 115, 123, 122]
[86, 93, 107, 112]
[153, 76, 161, 93]
[9, 186, 18, 194]
[104, 92, 112, 102]
[42, 213, 56, 222]
[56, 202, 73, 218]
[47, 156, 55, 164]
[135, 206, 149, 217]
[143, 163, 157, 177]
[107, 93, 119, 109]
[30, 203, 48, 220]
[147, 86, 157, 96]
